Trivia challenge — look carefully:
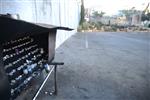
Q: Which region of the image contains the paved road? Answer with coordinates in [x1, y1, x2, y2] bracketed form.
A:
[37, 32, 150, 100]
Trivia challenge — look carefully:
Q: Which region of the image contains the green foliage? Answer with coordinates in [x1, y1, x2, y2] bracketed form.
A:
[77, 25, 82, 32]
[141, 13, 150, 21]
[111, 25, 118, 31]
[88, 21, 96, 29]
[82, 22, 90, 30]
[92, 11, 105, 18]
[78, 21, 104, 31]
[79, 0, 85, 25]
[94, 22, 103, 30]
[78, 22, 90, 31]
[119, 9, 141, 16]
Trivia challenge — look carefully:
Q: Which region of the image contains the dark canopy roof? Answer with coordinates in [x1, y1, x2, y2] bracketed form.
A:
[0, 16, 73, 42]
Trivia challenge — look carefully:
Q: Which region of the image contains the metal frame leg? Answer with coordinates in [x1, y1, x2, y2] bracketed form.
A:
[53, 65, 57, 95]
[48, 62, 64, 96]
[33, 62, 64, 100]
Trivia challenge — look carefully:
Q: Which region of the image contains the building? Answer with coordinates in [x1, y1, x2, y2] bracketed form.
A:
[0, 0, 81, 48]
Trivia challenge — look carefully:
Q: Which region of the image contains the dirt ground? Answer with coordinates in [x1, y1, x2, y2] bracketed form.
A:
[36, 32, 150, 100]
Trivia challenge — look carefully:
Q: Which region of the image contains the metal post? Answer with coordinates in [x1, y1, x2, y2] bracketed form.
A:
[54, 65, 57, 95]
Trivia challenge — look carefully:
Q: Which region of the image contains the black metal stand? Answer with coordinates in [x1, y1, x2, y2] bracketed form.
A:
[33, 62, 64, 100]
[49, 62, 64, 95]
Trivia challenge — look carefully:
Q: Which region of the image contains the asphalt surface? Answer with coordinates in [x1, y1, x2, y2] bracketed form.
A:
[37, 32, 150, 100]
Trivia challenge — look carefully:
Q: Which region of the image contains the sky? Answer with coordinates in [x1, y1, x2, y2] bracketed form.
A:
[84, 0, 150, 15]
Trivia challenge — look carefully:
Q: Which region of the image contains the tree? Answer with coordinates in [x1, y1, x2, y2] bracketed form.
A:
[141, 13, 150, 21]
[92, 11, 105, 18]
[79, 0, 85, 25]
[119, 9, 141, 17]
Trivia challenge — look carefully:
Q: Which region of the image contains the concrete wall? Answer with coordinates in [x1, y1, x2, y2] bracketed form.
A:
[0, 0, 81, 48]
